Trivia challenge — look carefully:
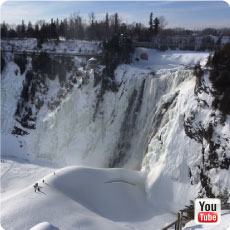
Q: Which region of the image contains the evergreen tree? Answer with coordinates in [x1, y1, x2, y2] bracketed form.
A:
[1, 22, 8, 38]
[63, 18, 68, 38]
[70, 14, 84, 39]
[21, 20, 26, 37]
[50, 18, 58, 39]
[154, 17, 160, 35]
[87, 12, 96, 40]
[37, 23, 48, 48]
[120, 23, 127, 36]
[77, 16, 84, 39]
[56, 18, 60, 36]
[149, 12, 153, 37]
[8, 29, 17, 38]
[27, 21, 34, 38]
[59, 21, 65, 37]
[209, 43, 230, 114]
[105, 13, 109, 39]
[34, 24, 39, 38]
[68, 19, 74, 39]
[114, 13, 119, 34]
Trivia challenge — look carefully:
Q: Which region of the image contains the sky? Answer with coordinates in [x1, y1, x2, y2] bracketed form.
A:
[1, 1, 230, 29]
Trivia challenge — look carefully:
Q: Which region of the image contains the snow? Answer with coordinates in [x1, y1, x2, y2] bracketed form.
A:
[30, 222, 59, 230]
[1, 39, 102, 54]
[142, 70, 202, 211]
[221, 36, 230, 44]
[209, 169, 230, 195]
[1, 157, 54, 200]
[88, 57, 97, 61]
[1, 61, 24, 135]
[133, 48, 210, 70]
[1, 39, 37, 51]
[41, 40, 102, 54]
[0, 160, 175, 230]
[1, 57, 28, 160]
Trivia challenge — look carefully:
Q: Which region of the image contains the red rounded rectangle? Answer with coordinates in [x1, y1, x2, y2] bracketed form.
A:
[198, 212, 218, 223]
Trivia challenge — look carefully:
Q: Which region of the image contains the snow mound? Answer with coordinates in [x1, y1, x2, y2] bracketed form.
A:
[2, 166, 172, 230]
[30, 222, 59, 230]
[49, 167, 151, 221]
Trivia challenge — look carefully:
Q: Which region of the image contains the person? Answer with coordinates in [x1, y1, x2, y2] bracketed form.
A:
[37, 187, 40, 192]
[34, 185, 37, 192]
[42, 180, 45, 183]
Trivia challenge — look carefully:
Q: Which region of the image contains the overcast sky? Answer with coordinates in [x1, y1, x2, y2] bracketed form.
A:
[1, 1, 230, 29]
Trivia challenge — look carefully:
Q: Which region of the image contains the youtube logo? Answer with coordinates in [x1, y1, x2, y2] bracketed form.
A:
[198, 212, 218, 223]
[195, 199, 221, 225]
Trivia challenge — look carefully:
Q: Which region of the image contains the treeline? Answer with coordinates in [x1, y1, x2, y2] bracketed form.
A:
[0, 12, 167, 43]
[2, 12, 230, 44]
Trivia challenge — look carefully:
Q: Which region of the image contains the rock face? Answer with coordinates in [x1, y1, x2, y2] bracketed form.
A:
[183, 71, 230, 197]
[1, 41, 229, 209]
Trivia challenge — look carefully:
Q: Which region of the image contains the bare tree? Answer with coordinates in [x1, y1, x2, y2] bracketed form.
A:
[36, 20, 46, 28]
[88, 12, 95, 26]
[159, 16, 168, 30]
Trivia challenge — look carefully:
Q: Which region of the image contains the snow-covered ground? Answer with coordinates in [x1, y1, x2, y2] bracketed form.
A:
[1, 39, 102, 54]
[1, 157, 55, 200]
[133, 48, 210, 70]
[1, 158, 229, 230]
[0, 158, 176, 230]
